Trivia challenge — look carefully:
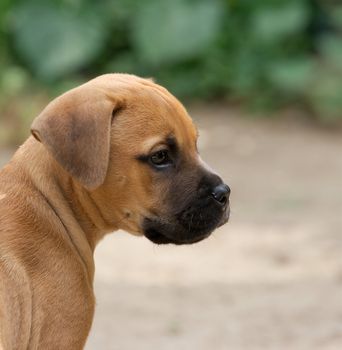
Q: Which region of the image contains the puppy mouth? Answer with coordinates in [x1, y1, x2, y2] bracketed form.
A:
[143, 206, 229, 245]
[144, 226, 211, 245]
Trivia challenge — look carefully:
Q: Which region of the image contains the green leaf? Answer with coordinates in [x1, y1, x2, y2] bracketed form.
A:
[252, 2, 309, 42]
[329, 5, 342, 29]
[106, 52, 142, 75]
[0, 66, 29, 96]
[10, 3, 107, 80]
[268, 58, 315, 93]
[318, 35, 342, 70]
[132, 0, 224, 65]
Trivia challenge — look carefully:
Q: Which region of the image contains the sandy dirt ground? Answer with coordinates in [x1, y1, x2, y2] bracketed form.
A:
[1, 106, 342, 349]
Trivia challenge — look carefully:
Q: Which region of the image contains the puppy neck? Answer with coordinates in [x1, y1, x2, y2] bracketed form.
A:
[8, 137, 123, 281]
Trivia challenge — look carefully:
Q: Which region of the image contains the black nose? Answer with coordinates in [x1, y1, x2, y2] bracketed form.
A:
[212, 184, 230, 206]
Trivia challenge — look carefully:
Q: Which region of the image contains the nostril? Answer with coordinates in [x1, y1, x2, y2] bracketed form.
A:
[212, 184, 230, 206]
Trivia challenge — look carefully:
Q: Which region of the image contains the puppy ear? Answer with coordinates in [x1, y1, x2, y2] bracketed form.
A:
[31, 86, 123, 190]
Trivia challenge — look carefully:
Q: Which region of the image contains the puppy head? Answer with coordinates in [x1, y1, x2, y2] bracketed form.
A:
[31, 74, 230, 244]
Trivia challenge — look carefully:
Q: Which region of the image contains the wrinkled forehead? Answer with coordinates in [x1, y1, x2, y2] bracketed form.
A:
[111, 85, 198, 153]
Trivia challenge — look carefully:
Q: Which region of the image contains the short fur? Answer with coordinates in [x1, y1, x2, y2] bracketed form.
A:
[0, 74, 229, 349]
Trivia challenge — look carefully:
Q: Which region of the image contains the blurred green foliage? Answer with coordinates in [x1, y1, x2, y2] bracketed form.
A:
[1, 0, 342, 145]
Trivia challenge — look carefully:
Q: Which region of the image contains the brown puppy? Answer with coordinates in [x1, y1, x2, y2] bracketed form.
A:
[0, 74, 230, 349]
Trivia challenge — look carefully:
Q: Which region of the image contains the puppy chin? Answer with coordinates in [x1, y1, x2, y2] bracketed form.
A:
[144, 227, 211, 245]
[142, 216, 220, 245]
[143, 199, 230, 245]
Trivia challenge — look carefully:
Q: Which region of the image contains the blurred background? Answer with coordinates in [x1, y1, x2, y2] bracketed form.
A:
[1, 0, 342, 349]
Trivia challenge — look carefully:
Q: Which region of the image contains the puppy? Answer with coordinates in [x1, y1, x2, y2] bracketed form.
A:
[0, 74, 230, 349]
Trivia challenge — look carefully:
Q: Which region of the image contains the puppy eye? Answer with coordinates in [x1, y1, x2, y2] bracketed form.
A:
[150, 150, 171, 167]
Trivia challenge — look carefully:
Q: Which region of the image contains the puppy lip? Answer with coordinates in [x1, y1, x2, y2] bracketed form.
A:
[144, 228, 175, 244]
[144, 228, 210, 245]
[143, 218, 214, 245]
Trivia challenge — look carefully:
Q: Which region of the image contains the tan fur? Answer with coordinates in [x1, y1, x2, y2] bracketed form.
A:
[0, 74, 200, 348]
